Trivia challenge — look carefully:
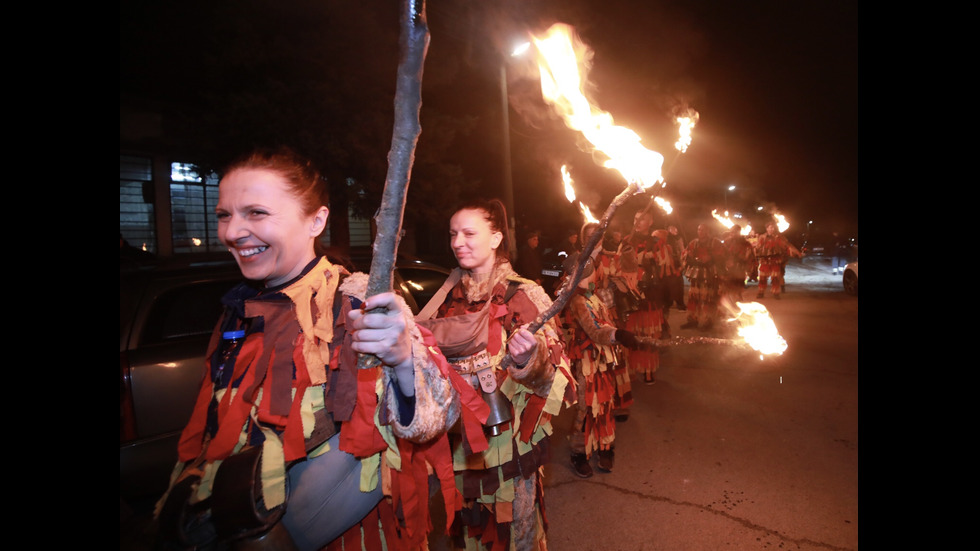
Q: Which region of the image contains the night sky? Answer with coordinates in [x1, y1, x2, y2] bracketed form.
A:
[121, 0, 858, 245]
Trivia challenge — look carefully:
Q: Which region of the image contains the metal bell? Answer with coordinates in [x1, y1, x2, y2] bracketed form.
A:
[482, 388, 512, 436]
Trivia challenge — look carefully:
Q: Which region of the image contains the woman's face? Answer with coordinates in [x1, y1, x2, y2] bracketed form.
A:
[216, 168, 328, 287]
[449, 208, 502, 273]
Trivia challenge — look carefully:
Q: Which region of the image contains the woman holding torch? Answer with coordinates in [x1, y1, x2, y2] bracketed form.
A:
[154, 147, 459, 551]
[416, 198, 574, 550]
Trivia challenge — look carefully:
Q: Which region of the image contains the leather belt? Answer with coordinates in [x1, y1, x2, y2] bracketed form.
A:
[447, 350, 497, 393]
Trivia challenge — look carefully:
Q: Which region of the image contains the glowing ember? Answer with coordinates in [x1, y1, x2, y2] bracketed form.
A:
[729, 301, 787, 357]
[674, 114, 698, 153]
[533, 24, 664, 190]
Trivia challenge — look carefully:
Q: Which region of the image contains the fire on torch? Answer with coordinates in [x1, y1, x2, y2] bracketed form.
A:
[639, 299, 787, 360]
[497, 23, 666, 370]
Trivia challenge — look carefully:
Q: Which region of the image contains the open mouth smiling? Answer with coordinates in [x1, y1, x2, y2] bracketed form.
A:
[237, 246, 268, 257]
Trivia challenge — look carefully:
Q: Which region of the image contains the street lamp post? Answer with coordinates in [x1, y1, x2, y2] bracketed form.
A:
[500, 42, 530, 261]
[724, 184, 736, 211]
[499, 62, 517, 259]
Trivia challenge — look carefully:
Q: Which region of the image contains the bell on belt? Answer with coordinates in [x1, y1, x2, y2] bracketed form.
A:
[482, 388, 512, 436]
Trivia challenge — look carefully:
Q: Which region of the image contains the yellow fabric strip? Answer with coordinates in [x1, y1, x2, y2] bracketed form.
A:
[259, 424, 287, 509]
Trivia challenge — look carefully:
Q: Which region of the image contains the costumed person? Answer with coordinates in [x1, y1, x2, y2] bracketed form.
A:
[665, 225, 687, 311]
[615, 210, 666, 385]
[415, 198, 574, 550]
[647, 228, 680, 324]
[754, 221, 801, 299]
[153, 147, 461, 551]
[590, 229, 634, 423]
[562, 222, 642, 478]
[720, 224, 754, 304]
[680, 223, 727, 332]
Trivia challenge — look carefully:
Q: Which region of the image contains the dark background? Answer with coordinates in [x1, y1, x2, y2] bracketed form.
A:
[120, 0, 858, 256]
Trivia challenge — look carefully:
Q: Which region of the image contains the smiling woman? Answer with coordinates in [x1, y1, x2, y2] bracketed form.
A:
[154, 146, 460, 551]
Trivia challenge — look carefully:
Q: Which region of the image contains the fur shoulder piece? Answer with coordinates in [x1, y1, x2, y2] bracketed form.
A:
[339, 271, 369, 301]
[509, 275, 555, 315]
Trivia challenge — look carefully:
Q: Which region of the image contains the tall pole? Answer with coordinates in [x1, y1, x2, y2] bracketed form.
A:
[500, 62, 518, 260]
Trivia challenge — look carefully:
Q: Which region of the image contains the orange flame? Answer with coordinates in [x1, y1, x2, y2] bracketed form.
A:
[674, 113, 698, 153]
[561, 164, 600, 224]
[654, 196, 673, 215]
[773, 213, 789, 233]
[561, 164, 576, 202]
[712, 209, 751, 235]
[711, 208, 735, 229]
[730, 301, 787, 357]
[579, 203, 599, 224]
[533, 24, 664, 190]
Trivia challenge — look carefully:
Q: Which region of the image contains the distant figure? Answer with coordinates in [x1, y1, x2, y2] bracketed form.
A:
[754, 222, 801, 299]
[721, 224, 754, 303]
[516, 229, 544, 284]
[665, 225, 686, 310]
[564, 229, 582, 254]
[680, 223, 726, 331]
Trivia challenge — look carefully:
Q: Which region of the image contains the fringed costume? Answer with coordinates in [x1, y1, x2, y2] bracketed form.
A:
[722, 233, 754, 303]
[682, 235, 727, 330]
[155, 257, 461, 551]
[615, 232, 665, 380]
[418, 261, 574, 551]
[754, 232, 793, 298]
[563, 287, 629, 459]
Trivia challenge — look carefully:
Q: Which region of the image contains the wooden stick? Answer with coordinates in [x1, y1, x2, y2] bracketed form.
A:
[358, 0, 429, 369]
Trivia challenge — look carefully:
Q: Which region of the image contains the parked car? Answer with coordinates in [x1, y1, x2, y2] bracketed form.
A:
[539, 246, 571, 297]
[842, 261, 858, 295]
[120, 256, 451, 508]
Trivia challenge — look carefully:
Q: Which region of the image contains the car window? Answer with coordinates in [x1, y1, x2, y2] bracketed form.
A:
[139, 281, 231, 346]
[397, 267, 449, 312]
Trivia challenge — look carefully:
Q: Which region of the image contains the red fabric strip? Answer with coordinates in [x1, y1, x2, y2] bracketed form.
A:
[338, 366, 387, 457]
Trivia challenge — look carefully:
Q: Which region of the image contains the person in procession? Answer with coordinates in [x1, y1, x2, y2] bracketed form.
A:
[615, 210, 666, 385]
[562, 222, 643, 478]
[665, 224, 687, 311]
[720, 224, 755, 304]
[754, 221, 802, 299]
[415, 198, 575, 550]
[153, 147, 460, 551]
[680, 223, 727, 331]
